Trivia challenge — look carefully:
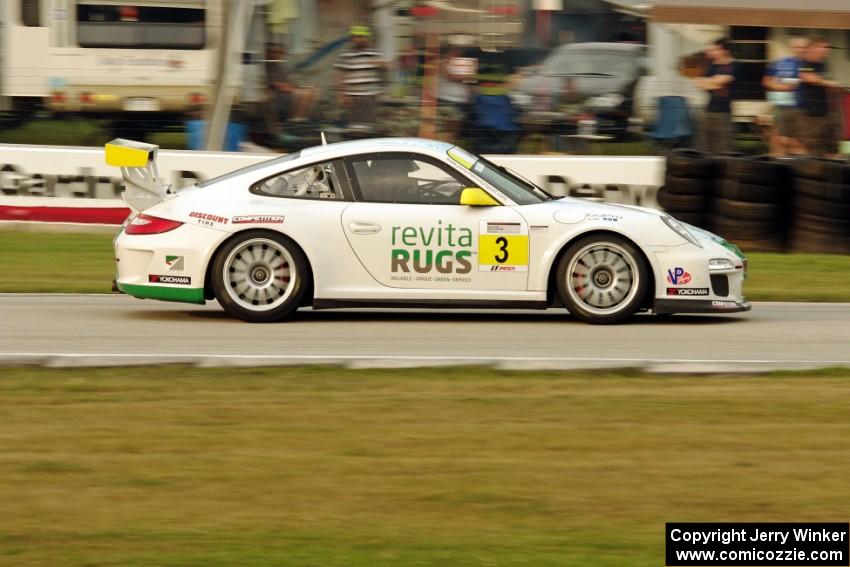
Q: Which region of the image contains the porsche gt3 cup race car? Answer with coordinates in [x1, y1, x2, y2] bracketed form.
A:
[107, 137, 750, 324]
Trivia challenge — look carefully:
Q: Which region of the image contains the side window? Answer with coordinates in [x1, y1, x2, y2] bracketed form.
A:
[251, 161, 343, 200]
[350, 155, 469, 205]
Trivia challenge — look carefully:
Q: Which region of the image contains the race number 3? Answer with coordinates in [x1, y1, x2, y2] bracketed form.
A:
[478, 221, 529, 272]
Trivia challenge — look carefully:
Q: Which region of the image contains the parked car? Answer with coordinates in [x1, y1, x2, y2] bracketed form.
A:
[512, 42, 647, 138]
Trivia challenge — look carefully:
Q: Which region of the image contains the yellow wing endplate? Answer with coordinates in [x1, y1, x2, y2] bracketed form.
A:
[105, 138, 158, 168]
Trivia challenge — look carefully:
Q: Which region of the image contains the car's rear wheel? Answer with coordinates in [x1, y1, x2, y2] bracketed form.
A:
[212, 231, 310, 323]
[556, 234, 648, 324]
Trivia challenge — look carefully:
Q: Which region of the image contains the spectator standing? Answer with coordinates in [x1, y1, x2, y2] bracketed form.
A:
[763, 37, 808, 155]
[265, 42, 316, 123]
[468, 63, 521, 154]
[798, 37, 838, 156]
[437, 47, 471, 141]
[334, 25, 387, 127]
[694, 38, 739, 154]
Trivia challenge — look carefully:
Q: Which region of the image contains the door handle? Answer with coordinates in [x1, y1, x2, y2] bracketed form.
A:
[348, 221, 381, 235]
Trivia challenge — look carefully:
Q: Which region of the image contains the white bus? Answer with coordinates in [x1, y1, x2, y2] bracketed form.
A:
[1, 0, 222, 117]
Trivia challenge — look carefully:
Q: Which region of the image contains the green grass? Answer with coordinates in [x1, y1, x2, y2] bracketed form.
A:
[2, 231, 850, 301]
[0, 365, 849, 566]
[0, 117, 188, 149]
[0, 231, 116, 293]
[744, 252, 850, 302]
[0, 117, 109, 147]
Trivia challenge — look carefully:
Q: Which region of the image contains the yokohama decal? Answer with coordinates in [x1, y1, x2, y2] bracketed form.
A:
[666, 287, 709, 296]
[149, 274, 192, 285]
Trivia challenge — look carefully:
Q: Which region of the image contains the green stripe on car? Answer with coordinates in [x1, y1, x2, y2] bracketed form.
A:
[117, 283, 205, 304]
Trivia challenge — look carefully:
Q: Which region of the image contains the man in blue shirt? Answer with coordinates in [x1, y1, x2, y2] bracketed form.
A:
[763, 37, 808, 155]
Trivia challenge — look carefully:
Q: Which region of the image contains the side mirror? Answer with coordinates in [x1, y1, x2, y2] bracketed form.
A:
[459, 187, 500, 206]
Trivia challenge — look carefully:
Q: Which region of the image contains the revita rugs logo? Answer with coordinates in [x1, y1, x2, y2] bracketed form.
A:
[391, 221, 473, 274]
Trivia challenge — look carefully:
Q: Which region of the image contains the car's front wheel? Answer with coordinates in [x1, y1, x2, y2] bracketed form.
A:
[556, 234, 649, 324]
[212, 231, 310, 323]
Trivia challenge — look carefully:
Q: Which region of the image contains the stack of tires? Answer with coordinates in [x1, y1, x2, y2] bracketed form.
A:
[709, 155, 792, 252]
[656, 149, 715, 228]
[790, 158, 850, 254]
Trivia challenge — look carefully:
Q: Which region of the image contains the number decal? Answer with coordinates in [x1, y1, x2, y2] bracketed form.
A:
[494, 236, 509, 263]
[478, 221, 529, 272]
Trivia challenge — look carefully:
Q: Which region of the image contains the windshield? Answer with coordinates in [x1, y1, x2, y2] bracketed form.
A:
[448, 147, 550, 205]
[543, 50, 637, 77]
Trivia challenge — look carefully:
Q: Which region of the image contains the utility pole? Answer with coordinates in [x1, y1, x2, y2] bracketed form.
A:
[205, 0, 251, 151]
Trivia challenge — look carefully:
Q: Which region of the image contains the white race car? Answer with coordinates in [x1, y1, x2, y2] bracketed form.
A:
[108, 137, 749, 324]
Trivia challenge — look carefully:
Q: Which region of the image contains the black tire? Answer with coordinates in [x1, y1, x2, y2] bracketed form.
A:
[664, 175, 712, 195]
[657, 188, 709, 212]
[666, 148, 715, 178]
[793, 157, 850, 183]
[789, 230, 850, 254]
[211, 230, 311, 323]
[723, 155, 791, 185]
[792, 212, 850, 235]
[709, 216, 783, 241]
[794, 178, 850, 203]
[714, 198, 783, 222]
[716, 179, 789, 204]
[713, 152, 747, 176]
[794, 194, 850, 220]
[555, 234, 649, 324]
[720, 237, 785, 253]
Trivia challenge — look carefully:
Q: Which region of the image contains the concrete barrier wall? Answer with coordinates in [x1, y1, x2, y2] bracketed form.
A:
[0, 143, 665, 226]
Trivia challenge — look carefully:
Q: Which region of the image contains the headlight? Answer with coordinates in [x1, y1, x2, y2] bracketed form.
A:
[661, 215, 702, 248]
[586, 93, 624, 109]
[708, 258, 735, 271]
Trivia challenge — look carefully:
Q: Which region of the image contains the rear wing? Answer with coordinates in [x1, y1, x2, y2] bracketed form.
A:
[105, 138, 174, 212]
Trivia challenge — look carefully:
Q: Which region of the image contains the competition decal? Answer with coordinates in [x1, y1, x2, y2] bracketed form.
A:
[478, 221, 528, 272]
[232, 215, 285, 224]
[149, 274, 191, 285]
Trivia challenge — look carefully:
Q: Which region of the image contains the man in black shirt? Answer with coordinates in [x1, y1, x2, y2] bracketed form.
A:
[798, 37, 838, 156]
[694, 38, 739, 154]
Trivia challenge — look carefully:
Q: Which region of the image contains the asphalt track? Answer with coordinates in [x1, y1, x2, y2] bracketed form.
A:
[1, 294, 849, 372]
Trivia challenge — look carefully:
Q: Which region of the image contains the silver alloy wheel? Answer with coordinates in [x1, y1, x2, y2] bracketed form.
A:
[565, 241, 640, 316]
[222, 237, 296, 311]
